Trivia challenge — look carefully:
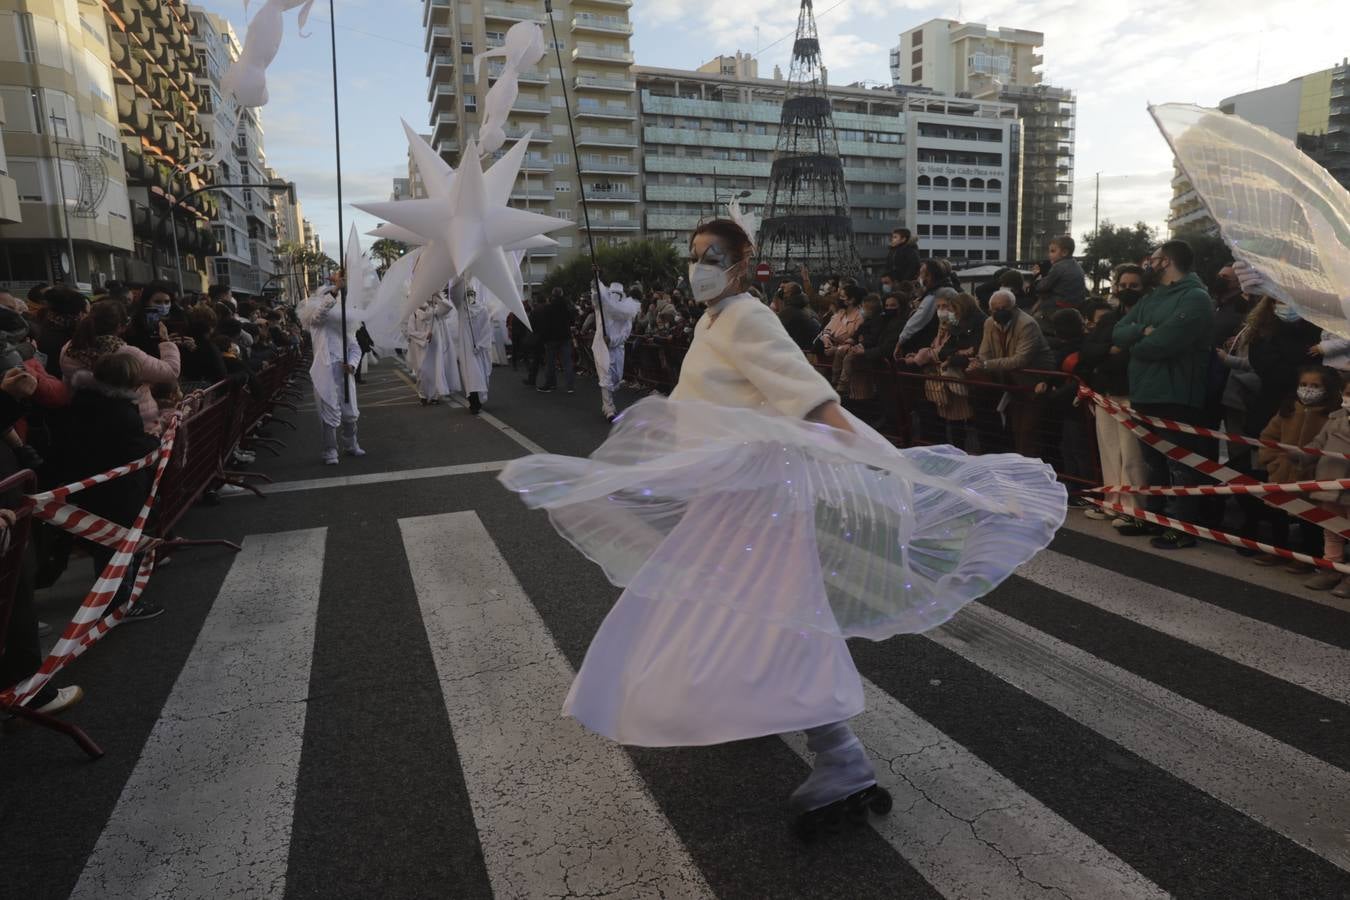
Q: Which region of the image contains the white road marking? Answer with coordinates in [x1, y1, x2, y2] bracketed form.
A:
[252, 460, 516, 496]
[399, 511, 713, 899]
[70, 529, 328, 899]
[930, 603, 1350, 872]
[1020, 550, 1350, 704]
[782, 680, 1169, 900]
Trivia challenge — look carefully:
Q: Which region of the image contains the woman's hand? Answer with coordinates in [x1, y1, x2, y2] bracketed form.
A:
[2, 367, 37, 399]
[158, 321, 170, 342]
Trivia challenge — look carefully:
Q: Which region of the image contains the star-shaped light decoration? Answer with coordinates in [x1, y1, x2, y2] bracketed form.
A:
[343, 223, 380, 314]
[355, 120, 570, 327]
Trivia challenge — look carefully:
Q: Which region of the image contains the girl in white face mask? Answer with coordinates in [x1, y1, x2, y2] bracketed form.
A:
[500, 218, 1067, 837]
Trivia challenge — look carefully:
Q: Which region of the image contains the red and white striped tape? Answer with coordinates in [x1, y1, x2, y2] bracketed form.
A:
[1081, 389, 1350, 539]
[1092, 477, 1350, 497]
[1076, 385, 1350, 460]
[1086, 498, 1350, 575]
[0, 416, 179, 708]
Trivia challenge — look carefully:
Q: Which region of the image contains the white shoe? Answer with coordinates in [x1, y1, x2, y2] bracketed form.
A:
[345, 446, 366, 457]
[322, 450, 339, 465]
[216, 484, 249, 497]
[1083, 507, 1112, 521]
[232, 450, 257, 463]
[33, 685, 84, 715]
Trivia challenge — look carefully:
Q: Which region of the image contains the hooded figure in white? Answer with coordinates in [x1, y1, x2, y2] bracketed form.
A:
[452, 286, 496, 413]
[594, 281, 641, 419]
[297, 283, 363, 464]
[417, 296, 461, 402]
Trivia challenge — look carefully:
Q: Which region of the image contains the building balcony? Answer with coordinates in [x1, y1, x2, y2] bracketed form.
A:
[488, 63, 548, 84]
[427, 52, 454, 79]
[575, 0, 632, 6]
[510, 189, 554, 202]
[579, 220, 640, 231]
[575, 131, 638, 148]
[521, 157, 555, 172]
[425, 25, 452, 52]
[429, 83, 457, 111]
[585, 188, 640, 202]
[437, 140, 461, 163]
[1168, 206, 1213, 229]
[432, 112, 458, 143]
[483, 2, 545, 24]
[503, 127, 553, 143]
[423, 0, 451, 26]
[575, 101, 637, 120]
[571, 46, 634, 66]
[571, 14, 633, 36]
[512, 96, 552, 115]
[578, 159, 638, 175]
[574, 74, 636, 93]
[646, 212, 697, 232]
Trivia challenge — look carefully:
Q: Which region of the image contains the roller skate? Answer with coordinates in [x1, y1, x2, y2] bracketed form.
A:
[790, 721, 891, 842]
[792, 784, 893, 842]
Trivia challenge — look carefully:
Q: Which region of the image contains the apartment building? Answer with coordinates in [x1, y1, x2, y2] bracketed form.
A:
[0, 0, 134, 291]
[423, 0, 638, 287]
[636, 65, 905, 269]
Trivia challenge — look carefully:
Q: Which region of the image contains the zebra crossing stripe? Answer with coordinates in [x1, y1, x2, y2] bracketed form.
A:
[1020, 550, 1350, 705]
[930, 604, 1350, 872]
[70, 529, 328, 899]
[398, 511, 714, 899]
[783, 679, 1169, 900]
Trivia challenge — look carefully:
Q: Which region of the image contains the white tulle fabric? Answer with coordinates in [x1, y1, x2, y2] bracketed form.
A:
[503, 396, 1067, 642]
[499, 292, 1065, 746]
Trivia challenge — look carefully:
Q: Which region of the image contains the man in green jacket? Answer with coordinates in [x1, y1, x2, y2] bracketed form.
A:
[1111, 239, 1216, 549]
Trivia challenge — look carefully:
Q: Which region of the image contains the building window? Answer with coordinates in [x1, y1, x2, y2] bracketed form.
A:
[986, 250, 1000, 261]
[464, 94, 477, 111]
[987, 202, 1001, 214]
[932, 225, 948, 237]
[970, 202, 984, 213]
[932, 200, 948, 212]
[912, 29, 923, 46]
[969, 226, 983, 237]
[911, 66, 922, 82]
[553, 152, 570, 164]
[460, 41, 474, 54]
[933, 176, 948, 188]
[917, 224, 930, 236]
[911, 48, 922, 64]
[917, 175, 930, 187]
[951, 201, 966, 213]
[555, 183, 570, 193]
[987, 179, 1001, 190]
[987, 226, 1000, 237]
[917, 199, 930, 212]
[950, 226, 965, 237]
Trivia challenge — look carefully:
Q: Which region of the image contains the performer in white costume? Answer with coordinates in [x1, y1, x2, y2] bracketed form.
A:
[404, 303, 430, 399]
[451, 285, 495, 415]
[415, 296, 460, 404]
[593, 281, 641, 421]
[297, 279, 363, 465]
[501, 220, 1066, 838]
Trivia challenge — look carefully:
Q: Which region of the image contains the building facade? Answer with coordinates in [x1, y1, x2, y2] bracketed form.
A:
[0, 0, 135, 292]
[891, 17, 1073, 260]
[423, 0, 638, 287]
[1170, 61, 1350, 235]
[902, 94, 1018, 264]
[636, 65, 905, 270]
[104, 0, 217, 289]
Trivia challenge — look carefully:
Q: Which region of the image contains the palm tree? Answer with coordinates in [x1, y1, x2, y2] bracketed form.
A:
[370, 238, 410, 275]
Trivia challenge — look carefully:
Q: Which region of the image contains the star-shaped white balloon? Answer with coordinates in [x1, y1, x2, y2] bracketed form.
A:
[355, 121, 571, 327]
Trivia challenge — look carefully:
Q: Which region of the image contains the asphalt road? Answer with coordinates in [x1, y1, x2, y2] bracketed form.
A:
[3, 359, 1348, 900]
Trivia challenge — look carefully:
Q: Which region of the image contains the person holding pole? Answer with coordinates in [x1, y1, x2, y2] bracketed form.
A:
[298, 274, 363, 465]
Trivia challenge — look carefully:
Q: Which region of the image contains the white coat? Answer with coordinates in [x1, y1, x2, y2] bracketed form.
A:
[298, 288, 360, 426]
[453, 294, 495, 400]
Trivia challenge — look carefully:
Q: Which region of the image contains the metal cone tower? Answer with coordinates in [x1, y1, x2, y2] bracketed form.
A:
[758, 0, 862, 278]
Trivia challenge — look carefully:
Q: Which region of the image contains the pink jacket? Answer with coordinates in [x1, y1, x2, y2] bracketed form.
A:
[61, 340, 181, 432]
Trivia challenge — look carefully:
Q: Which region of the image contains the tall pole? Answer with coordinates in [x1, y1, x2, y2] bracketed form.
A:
[1094, 171, 1100, 235]
[544, 0, 606, 341]
[328, 0, 350, 401]
[48, 131, 78, 286]
[169, 193, 182, 289]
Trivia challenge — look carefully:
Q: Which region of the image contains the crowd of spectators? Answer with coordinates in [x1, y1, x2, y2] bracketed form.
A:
[0, 279, 303, 720]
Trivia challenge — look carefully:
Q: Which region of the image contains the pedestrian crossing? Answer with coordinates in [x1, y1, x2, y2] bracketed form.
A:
[11, 505, 1350, 899]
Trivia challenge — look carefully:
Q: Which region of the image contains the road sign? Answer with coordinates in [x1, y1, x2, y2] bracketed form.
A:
[755, 262, 772, 283]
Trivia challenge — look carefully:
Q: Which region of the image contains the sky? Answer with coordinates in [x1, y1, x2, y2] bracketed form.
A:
[189, 0, 1350, 257]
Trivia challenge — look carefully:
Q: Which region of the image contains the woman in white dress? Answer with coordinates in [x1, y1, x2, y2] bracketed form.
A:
[501, 220, 1066, 836]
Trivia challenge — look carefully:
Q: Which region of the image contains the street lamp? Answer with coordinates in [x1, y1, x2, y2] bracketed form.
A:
[167, 179, 296, 291]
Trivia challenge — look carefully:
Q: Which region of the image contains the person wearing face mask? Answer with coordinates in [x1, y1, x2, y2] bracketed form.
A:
[1245, 296, 1322, 441]
[1294, 378, 1350, 596]
[1079, 285, 1147, 526]
[820, 284, 867, 391]
[124, 282, 187, 359]
[501, 218, 1067, 837]
[835, 293, 886, 400]
[906, 291, 985, 448]
[893, 259, 947, 360]
[1211, 264, 1250, 349]
[775, 281, 821, 353]
[1111, 241, 1216, 548]
[1248, 364, 1341, 572]
[969, 289, 1055, 457]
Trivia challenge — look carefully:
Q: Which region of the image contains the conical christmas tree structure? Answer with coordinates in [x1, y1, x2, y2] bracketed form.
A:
[758, 0, 862, 279]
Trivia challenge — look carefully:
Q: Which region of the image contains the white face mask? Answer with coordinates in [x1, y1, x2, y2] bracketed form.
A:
[689, 262, 731, 304]
[1298, 386, 1326, 405]
[1342, 396, 1350, 411]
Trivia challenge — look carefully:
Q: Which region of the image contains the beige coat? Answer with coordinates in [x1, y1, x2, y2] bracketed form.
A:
[977, 309, 1055, 385]
[1256, 403, 1329, 484]
[1305, 409, 1350, 503]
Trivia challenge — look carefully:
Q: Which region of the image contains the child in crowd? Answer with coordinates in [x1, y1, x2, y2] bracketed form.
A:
[1254, 365, 1341, 574]
[1301, 375, 1350, 595]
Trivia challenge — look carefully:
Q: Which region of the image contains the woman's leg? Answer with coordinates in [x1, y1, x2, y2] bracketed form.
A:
[790, 720, 877, 812]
